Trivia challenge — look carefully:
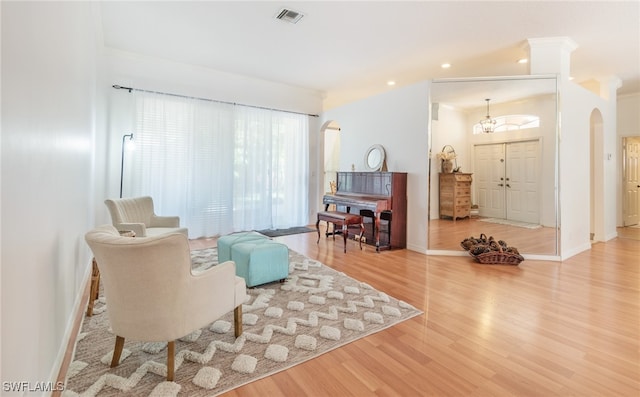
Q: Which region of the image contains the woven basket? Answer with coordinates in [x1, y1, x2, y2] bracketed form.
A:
[471, 251, 524, 265]
[460, 233, 489, 251]
[467, 239, 524, 265]
[461, 234, 523, 265]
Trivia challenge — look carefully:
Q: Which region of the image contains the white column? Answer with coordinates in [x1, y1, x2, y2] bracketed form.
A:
[599, 76, 622, 241]
[524, 37, 578, 79]
[597, 76, 622, 101]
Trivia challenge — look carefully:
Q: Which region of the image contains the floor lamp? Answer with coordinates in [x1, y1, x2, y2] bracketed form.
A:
[120, 133, 134, 198]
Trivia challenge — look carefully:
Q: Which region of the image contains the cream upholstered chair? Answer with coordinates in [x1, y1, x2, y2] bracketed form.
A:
[104, 196, 188, 237]
[84, 225, 246, 381]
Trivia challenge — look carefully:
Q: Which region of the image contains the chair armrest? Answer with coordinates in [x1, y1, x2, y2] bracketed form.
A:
[115, 223, 146, 237]
[150, 215, 180, 228]
[183, 261, 247, 330]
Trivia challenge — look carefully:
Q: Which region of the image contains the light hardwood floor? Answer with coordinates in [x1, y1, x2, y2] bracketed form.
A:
[62, 228, 640, 396]
[428, 217, 558, 254]
[198, 228, 639, 397]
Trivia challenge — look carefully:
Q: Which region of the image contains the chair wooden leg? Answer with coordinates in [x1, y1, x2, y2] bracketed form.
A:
[86, 259, 100, 317]
[94, 270, 100, 300]
[167, 341, 175, 381]
[111, 336, 125, 367]
[234, 305, 243, 337]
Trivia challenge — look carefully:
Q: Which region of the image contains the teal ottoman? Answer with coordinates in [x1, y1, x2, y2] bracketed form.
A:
[217, 231, 269, 263]
[231, 240, 289, 287]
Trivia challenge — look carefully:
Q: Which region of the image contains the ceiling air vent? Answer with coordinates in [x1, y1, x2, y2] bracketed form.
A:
[275, 8, 304, 24]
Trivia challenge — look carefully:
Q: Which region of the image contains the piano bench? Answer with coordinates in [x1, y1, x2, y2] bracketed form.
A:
[316, 211, 364, 253]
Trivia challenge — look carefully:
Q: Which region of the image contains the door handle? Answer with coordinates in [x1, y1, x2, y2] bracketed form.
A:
[506, 184, 511, 188]
[498, 183, 504, 187]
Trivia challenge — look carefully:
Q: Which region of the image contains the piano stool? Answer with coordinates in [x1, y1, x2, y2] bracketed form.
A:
[316, 211, 364, 253]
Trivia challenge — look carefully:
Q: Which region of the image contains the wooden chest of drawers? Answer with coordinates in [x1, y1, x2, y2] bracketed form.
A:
[439, 173, 472, 221]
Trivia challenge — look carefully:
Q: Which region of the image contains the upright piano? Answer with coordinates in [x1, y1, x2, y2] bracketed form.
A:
[322, 172, 407, 251]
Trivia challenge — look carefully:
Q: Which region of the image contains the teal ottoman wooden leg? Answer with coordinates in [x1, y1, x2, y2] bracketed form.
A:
[231, 240, 289, 287]
[217, 231, 268, 263]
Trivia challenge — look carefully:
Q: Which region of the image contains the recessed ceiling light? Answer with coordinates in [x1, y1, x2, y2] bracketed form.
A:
[387, 81, 396, 86]
[441, 63, 451, 69]
[517, 58, 528, 64]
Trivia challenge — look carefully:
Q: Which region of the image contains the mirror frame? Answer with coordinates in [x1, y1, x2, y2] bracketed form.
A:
[364, 144, 386, 171]
[427, 75, 560, 258]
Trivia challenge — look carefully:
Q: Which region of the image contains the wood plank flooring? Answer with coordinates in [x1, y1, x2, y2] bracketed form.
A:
[428, 217, 557, 254]
[61, 227, 639, 396]
[194, 228, 639, 397]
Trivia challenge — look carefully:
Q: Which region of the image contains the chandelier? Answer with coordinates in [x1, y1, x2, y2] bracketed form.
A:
[479, 98, 496, 133]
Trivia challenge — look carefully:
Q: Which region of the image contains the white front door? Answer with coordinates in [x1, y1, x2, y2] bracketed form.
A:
[474, 140, 540, 223]
[623, 136, 640, 226]
[505, 140, 540, 223]
[474, 144, 505, 218]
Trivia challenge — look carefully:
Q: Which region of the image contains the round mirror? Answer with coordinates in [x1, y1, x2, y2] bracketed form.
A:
[364, 144, 386, 171]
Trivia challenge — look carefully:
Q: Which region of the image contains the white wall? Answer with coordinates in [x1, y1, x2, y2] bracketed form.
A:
[429, 104, 468, 220]
[559, 81, 617, 259]
[322, 82, 430, 252]
[617, 93, 640, 134]
[1, 2, 102, 392]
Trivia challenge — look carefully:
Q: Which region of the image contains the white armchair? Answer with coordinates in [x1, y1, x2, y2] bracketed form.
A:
[84, 224, 247, 381]
[104, 196, 188, 237]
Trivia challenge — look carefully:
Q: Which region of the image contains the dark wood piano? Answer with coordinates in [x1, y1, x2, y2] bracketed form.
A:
[322, 172, 407, 251]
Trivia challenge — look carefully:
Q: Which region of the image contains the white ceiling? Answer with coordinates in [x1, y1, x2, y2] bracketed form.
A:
[99, 1, 640, 110]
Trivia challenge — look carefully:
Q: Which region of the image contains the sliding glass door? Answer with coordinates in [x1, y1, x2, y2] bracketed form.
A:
[120, 90, 310, 238]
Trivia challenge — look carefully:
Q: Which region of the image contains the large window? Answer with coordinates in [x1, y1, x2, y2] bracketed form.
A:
[473, 114, 540, 134]
[122, 91, 309, 238]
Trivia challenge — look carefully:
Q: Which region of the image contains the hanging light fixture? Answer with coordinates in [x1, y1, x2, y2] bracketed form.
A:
[479, 98, 496, 133]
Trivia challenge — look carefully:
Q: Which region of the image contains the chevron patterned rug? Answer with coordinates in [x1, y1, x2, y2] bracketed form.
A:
[63, 247, 422, 396]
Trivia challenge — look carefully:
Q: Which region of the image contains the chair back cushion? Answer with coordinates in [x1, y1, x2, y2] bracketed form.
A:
[105, 196, 155, 226]
[85, 224, 243, 342]
[85, 225, 194, 340]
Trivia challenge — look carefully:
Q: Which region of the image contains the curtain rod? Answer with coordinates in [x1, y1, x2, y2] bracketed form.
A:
[112, 84, 319, 117]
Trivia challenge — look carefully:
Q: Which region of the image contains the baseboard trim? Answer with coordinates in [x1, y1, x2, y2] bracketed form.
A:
[52, 262, 92, 397]
[560, 243, 592, 261]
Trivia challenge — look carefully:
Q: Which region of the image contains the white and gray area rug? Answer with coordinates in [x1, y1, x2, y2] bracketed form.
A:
[63, 247, 422, 396]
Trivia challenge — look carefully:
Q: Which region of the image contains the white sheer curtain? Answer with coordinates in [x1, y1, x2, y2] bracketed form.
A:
[122, 91, 309, 238]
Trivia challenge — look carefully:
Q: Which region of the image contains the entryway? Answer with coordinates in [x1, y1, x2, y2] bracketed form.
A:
[473, 139, 540, 224]
[622, 136, 640, 227]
